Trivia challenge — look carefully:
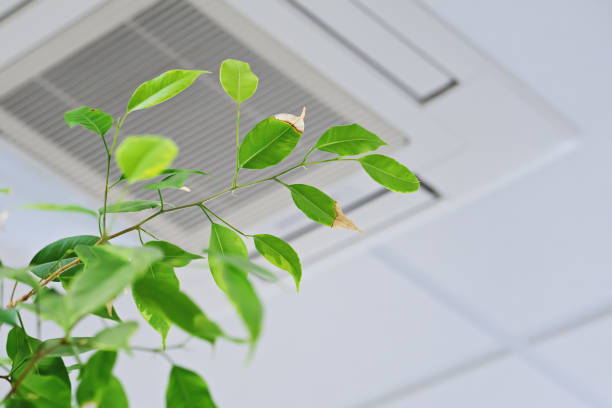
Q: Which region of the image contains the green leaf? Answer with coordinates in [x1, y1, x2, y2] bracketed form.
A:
[161, 168, 207, 176]
[21, 203, 97, 217]
[314, 124, 386, 156]
[91, 322, 138, 351]
[166, 365, 217, 408]
[0, 266, 40, 288]
[29, 245, 160, 329]
[253, 234, 302, 291]
[116, 136, 178, 183]
[287, 184, 335, 226]
[132, 262, 178, 348]
[0, 188, 10, 194]
[132, 278, 223, 343]
[76, 351, 117, 407]
[219, 59, 258, 104]
[239, 117, 302, 169]
[202, 251, 277, 283]
[64, 106, 114, 136]
[102, 200, 161, 214]
[17, 374, 71, 408]
[145, 241, 202, 268]
[358, 154, 420, 193]
[142, 171, 191, 191]
[38, 337, 94, 357]
[98, 376, 129, 408]
[29, 235, 98, 280]
[92, 305, 122, 323]
[208, 224, 262, 344]
[0, 308, 18, 326]
[127, 69, 208, 113]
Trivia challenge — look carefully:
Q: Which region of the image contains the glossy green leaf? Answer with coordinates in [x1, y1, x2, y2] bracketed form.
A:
[64, 106, 114, 136]
[132, 278, 223, 343]
[22, 203, 97, 217]
[31, 258, 79, 280]
[144, 241, 202, 268]
[116, 136, 178, 183]
[29, 235, 98, 280]
[0, 265, 40, 288]
[76, 351, 117, 407]
[253, 234, 301, 291]
[16, 374, 71, 408]
[239, 117, 302, 169]
[127, 69, 208, 113]
[91, 322, 138, 351]
[0, 308, 18, 326]
[314, 123, 386, 156]
[208, 224, 262, 344]
[99, 376, 129, 408]
[287, 184, 335, 226]
[166, 365, 217, 408]
[132, 262, 178, 348]
[358, 154, 420, 193]
[219, 59, 258, 104]
[102, 200, 161, 214]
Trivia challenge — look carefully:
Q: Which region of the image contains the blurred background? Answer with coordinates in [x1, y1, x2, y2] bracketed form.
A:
[0, 0, 611, 407]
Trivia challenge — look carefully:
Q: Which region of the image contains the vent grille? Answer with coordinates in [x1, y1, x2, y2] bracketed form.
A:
[0, 0, 405, 248]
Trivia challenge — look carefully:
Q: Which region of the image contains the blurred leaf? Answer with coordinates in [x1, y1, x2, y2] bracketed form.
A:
[116, 136, 178, 183]
[76, 351, 117, 407]
[0, 308, 18, 326]
[102, 200, 161, 214]
[16, 374, 71, 408]
[29, 235, 98, 280]
[0, 265, 40, 288]
[132, 262, 178, 348]
[287, 184, 335, 226]
[98, 376, 129, 408]
[202, 251, 277, 283]
[0, 188, 10, 194]
[314, 124, 386, 156]
[22, 203, 97, 218]
[239, 117, 301, 169]
[64, 106, 114, 136]
[91, 322, 138, 351]
[144, 241, 202, 268]
[132, 278, 223, 343]
[127, 69, 208, 113]
[166, 365, 217, 408]
[219, 59, 258, 104]
[253, 234, 301, 290]
[142, 171, 191, 191]
[208, 224, 262, 345]
[358, 154, 419, 193]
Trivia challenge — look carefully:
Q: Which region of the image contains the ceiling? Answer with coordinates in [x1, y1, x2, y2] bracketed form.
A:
[1, 0, 612, 407]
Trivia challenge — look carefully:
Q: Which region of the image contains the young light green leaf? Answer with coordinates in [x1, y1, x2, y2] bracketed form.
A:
[314, 124, 386, 156]
[16, 374, 71, 408]
[253, 234, 301, 291]
[202, 251, 277, 283]
[144, 241, 202, 268]
[116, 136, 178, 183]
[0, 265, 40, 288]
[287, 184, 335, 226]
[0, 188, 10, 194]
[238, 116, 302, 169]
[208, 224, 262, 344]
[91, 322, 138, 351]
[219, 59, 258, 104]
[22, 203, 97, 217]
[132, 278, 223, 343]
[132, 262, 179, 348]
[127, 69, 208, 113]
[29, 235, 98, 279]
[77, 351, 117, 407]
[102, 200, 161, 214]
[358, 154, 420, 193]
[166, 365, 217, 408]
[0, 308, 18, 326]
[64, 106, 114, 136]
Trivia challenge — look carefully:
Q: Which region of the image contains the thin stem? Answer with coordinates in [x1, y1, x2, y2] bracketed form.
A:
[301, 146, 316, 164]
[140, 227, 160, 241]
[157, 189, 164, 211]
[201, 205, 250, 237]
[232, 103, 240, 188]
[102, 113, 128, 237]
[198, 205, 213, 223]
[137, 228, 145, 245]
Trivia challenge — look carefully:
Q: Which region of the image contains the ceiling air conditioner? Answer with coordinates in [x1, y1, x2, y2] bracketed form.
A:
[0, 0, 576, 269]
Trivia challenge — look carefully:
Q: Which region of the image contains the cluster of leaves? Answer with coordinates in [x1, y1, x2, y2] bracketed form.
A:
[0, 59, 418, 407]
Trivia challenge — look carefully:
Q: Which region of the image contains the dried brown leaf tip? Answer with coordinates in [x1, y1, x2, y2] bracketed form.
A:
[274, 106, 306, 133]
[331, 202, 362, 232]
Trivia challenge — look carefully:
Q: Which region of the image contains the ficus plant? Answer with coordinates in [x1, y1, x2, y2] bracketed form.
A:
[0, 59, 419, 407]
